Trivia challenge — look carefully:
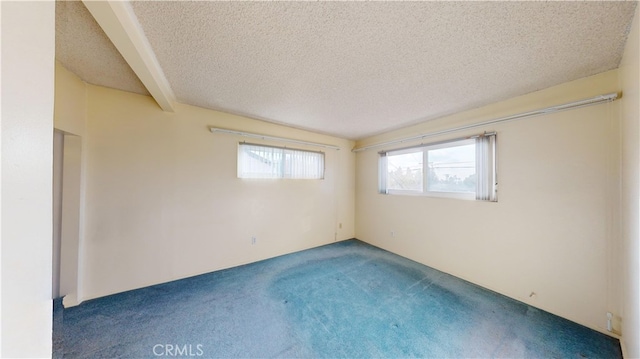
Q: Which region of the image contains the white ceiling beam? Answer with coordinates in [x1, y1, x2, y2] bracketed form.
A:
[82, 0, 175, 112]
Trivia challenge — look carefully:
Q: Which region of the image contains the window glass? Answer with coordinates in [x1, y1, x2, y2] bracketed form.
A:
[379, 135, 496, 201]
[427, 143, 475, 193]
[238, 143, 324, 179]
[387, 150, 423, 191]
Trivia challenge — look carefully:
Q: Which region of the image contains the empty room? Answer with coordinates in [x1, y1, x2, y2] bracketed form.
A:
[1, 1, 640, 358]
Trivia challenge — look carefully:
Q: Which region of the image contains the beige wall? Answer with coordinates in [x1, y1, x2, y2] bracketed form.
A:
[620, 5, 639, 358]
[54, 62, 87, 137]
[76, 85, 355, 301]
[355, 70, 622, 335]
[0, 1, 55, 357]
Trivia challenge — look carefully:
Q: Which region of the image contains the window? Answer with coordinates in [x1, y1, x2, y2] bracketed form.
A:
[379, 134, 497, 201]
[238, 143, 324, 179]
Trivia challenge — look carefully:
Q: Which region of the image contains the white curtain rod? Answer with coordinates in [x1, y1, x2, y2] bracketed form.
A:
[209, 127, 341, 150]
[352, 92, 619, 153]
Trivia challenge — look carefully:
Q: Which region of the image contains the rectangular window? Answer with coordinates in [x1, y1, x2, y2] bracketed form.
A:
[380, 134, 497, 201]
[386, 148, 424, 192]
[238, 143, 324, 179]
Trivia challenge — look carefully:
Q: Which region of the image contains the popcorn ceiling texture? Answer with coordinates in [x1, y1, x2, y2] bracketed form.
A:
[58, 1, 636, 140]
[56, 1, 149, 96]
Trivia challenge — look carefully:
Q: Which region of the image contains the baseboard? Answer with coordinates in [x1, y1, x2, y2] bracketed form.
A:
[620, 337, 629, 359]
[62, 293, 81, 308]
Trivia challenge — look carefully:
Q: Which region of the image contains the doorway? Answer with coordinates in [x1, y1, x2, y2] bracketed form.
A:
[52, 130, 64, 299]
[52, 130, 82, 305]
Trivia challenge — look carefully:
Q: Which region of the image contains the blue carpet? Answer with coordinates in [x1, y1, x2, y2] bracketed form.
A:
[53, 297, 64, 359]
[55, 239, 622, 358]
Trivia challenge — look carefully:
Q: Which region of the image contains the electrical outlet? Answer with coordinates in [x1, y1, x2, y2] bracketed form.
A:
[339, 223, 343, 229]
[251, 237, 256, 245]
[390, 231, 395, 237]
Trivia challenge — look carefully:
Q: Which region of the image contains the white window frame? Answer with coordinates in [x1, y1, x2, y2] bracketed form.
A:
[238, 142, 325, 180]
[379, 134, 497, 201]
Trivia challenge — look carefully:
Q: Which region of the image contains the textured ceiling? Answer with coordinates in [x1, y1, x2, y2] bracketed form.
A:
[56, 0, 149, 96]
[56, 1, 636, 140]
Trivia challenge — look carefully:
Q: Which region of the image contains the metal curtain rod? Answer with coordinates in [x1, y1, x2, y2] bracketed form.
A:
[378, 131, 496, 155]
[352, 92, 619, 153]
[209, 127, 341, 150]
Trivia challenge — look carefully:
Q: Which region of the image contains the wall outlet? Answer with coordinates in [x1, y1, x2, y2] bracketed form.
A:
[251, 237, 256, 245]
[339, 223, 343, 229]
[390, 231, 395, 237]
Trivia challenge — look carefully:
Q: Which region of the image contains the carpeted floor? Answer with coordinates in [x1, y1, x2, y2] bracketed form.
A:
[54, 239, 622, 358]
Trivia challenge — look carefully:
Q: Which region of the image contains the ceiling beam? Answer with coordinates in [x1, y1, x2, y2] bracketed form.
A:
[82, 0, 175, 112]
